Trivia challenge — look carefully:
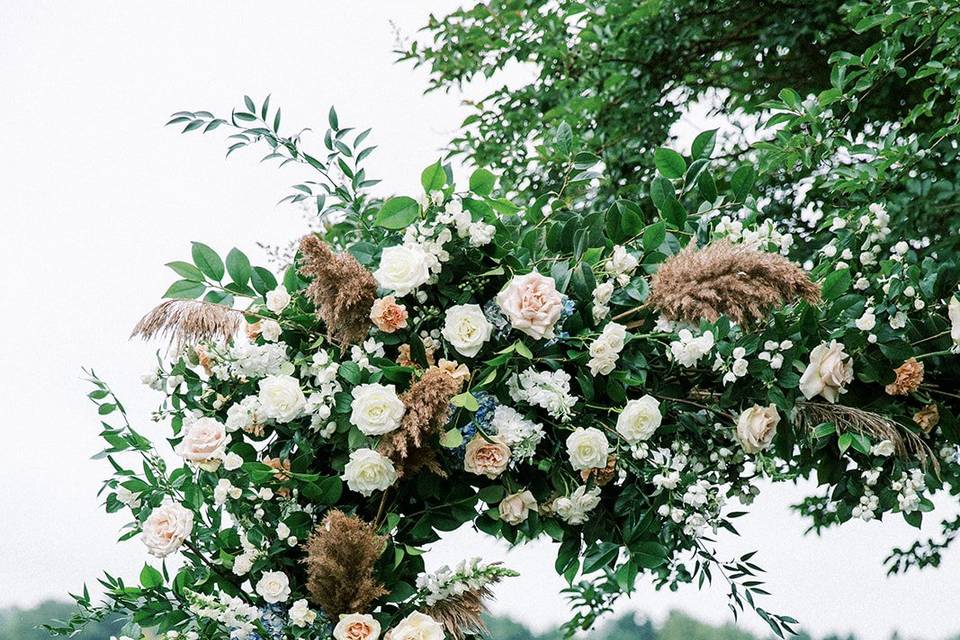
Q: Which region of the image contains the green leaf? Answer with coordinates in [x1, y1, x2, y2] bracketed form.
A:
[140, 564, 164, 589]
[439, 428, 464, 449]
[375, 196, 420, 229]
[514, 341, 533, 359]
[250, 267, 278, 296]
[822, 268, 851, 300]
[451, 392, 480, 411]
[166, 261, 204, 282]
[328, 105, 339, 130]
[163, 279, 205, 300]
[642, 222, 666, 252]
[420, 160, 446, 192]
[654, 147, 686, 179]
[468, 168, 496, 196]
[691, 129, 718, 159]
[225, 248, 252, 286]
[730, 165, 756, 202]
[191, 242, 224, 281]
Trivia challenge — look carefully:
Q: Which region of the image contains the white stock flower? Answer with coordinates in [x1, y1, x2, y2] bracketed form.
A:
[388, 612, 444, 640]
[258, 375, 307, 423]
[288, 599, 317, 628]
[374, 245, 431, 297]
[553, 485, 602, 525]
[333, 613, 381, 640]
[616, 395, 662, 444]
[735, 404, 780, 454]
[225, 396, 260, 432]
[799, 340, 854, 403]
[142, 502, 193, 558]
[565, 427, 610, 471]
[265, 286, 291, 314]
[350, 383, 405, 435]
[342, 448, 397, 496]
[604, 245, 639, 285]
[490, 405, 544, 459]
[441, 304, 493, 357]
[255, 571, 290, 604]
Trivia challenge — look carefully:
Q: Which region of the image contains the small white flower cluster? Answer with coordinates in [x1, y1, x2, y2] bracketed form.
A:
[214, 478, 243, 506]
[437, 199, 496, 247]
[226, 396, 261, 433]
[211, 340, 291, 379]
[668, 329, 714, 368]
[232, 531, 263, 576]
[587, 322, 627, 376]
[591, 279, 615, 322]
[851, 488, 879, 522]
[186, 590, 260, 640]
[491, 405, 545, 460]
[553, 485, 602, 525]
[892, 469, 926, 514]
[603, 245, 639, 286]
[403, 218, 453, 275]
[302, 350, 343, 434]
[712, 346, 749, 386]
[288, 599, 317, 627]
[714, 216, 793, 255]
[415, 558, 507, 606]
[757, 339, 792, 370]
[509, 368, 578, 421]
[351, 338, 385, 372]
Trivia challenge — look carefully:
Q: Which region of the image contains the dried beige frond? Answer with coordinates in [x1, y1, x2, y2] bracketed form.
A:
[796, 401, 937, 472]
[303, 510, 387, 619]
[647, 241, 820, 325]
[378, 366, 465, 477]
[425, 585, 494, 640]
[130, 300, 245, 349]
[298, 235, 377, 345]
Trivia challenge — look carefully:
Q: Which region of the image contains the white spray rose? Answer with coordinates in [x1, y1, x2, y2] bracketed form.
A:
[387, 612, 444, 640]
[799, 340, 854, 403]
[735, 404, 780, 454]
[441, 304, 493, 357]
[342, 448, 397, 496]
[553, 485, 602, 525]
[255, 571, 291, 604]
[265, 286, 291, 314]
[565, 427, 610, 471]
[142, 502, 193, 558]
[587, 322, 627, 376]
[350, 383, 405, 435]
[258, 375, 307, 423]
[374, 245, 431, 297]
[259, 319, 282, 342]
[288, 599, 317, 628]
[616, 395, 662, 444]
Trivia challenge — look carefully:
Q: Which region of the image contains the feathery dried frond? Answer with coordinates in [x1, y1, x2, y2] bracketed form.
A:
[130, 300, 245, 349]
[425, 585, 493, 640]
[298, 235, 377, 345]
[796, 401, 938, 472]
[647, 241, 820, 325]
[304, 510, 387, 619]
[378, 366, 465, 477]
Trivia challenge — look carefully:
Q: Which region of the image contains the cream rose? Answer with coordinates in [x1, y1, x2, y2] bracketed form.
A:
[495, 271, 564, 340]
[174, 416, 227, 470]
[464, 436, 511, 479]
[265, 285, 291, 313]
[949, 295, 960, 346]
[289, 599, 318, 628]
[342, 448, 397, 497]
[142, 502, 193, 558]
[387, 612, 444, 640]
[441, 304, 493, 357]
[735, 404, 780, 454]
[616, 395, 662, 444]
[350, 383, 405, 435]
[334, 613, 381, 640]
[799, 340, 854, 403]
[258, 374, 307, 423]
[565, 427, 610, 471]
[374, 245, 431, 297]
[255, 570, 291, 604]
[499, 490, 538, 525]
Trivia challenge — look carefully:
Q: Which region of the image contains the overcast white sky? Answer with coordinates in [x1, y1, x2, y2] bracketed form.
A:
[2, 2, 960, 639]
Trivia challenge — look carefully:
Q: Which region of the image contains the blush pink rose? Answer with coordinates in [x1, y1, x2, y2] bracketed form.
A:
[496, 271, 564, 339]
[464, 436, 511, 479]
[174, 416, 227, 471]
[369, 296, 408, 333]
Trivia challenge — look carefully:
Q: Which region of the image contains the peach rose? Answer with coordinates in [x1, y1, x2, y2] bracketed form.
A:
[799, 340, 854, 403]
[334, 613, 381, 640]
[499, 490, 538, 525]
[370, 296, 408, 333]
[496, 271, 564, 339]
[464, 435, 511, 478]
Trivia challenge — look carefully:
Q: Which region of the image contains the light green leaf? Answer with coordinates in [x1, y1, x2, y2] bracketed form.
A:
[654, 147, 686, 179]
[375, 196, 420, 229]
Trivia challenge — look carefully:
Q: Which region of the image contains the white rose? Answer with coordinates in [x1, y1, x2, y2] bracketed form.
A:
[255, 571, 291, 604]
[388, 612, 444, 640]
[260, 319, 282, 342]
[735, 404, 780, 454]
[872, 439, 896, 457]
[350, 383, 405, 435]
[799, 340, 854, 403]
[333, 613, 381, 640]
[265, 286, 291, 313]
[289, 599, 318, 628]
[616, 395, 662, 444]
[499, 490, 538, 525]
[949, 296, 960, 346]
[565, 427, 610, 471]
[258, 375, 307, 423]
[223, 452, 244, 471]
[174, 416, 227, 470]
[142, 502, 193, 558]
[374, 245, 431, 297]
[441, 304, 493, 357]
[342, 448, 397, 497]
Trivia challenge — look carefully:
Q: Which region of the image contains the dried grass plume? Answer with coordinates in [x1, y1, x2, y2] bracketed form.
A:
[647, 241, 820, 325]
[425, 584, 495, 640]
[130, 300, 244, 349]
[304, 510, 387, 619]
[298, 235, 377, 345]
